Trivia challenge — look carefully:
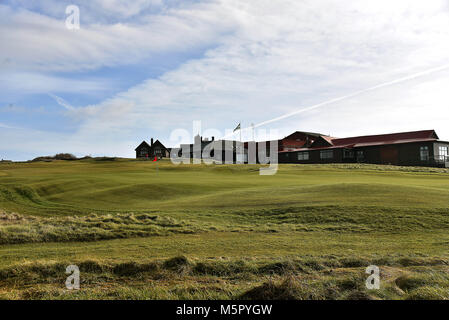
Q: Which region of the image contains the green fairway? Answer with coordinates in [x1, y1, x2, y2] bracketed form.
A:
[1, 159, 449, 299]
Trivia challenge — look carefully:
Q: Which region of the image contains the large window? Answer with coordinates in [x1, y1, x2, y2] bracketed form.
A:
[420, 146, 429, 161]
[439, 146, 448, 161]
[320, 150, 333, 159]
[297, 152, 309, 161]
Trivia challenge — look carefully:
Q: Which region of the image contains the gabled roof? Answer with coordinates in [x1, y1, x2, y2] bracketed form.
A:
[280, 139, 307, 148]
[283, 131, 326, 140]
[321, 135, 336, 145]
[152, 140, 167, 150]
[331, 130, 438, 147]
[135, 141, 151, 151]
[310, 135, 336, 147]
[279, 130, 440, 153]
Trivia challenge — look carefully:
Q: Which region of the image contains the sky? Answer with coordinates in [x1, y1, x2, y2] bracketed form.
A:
[1, 0, 449, 160]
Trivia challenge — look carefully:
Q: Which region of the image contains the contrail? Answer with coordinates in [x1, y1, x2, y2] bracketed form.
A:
[48, 93, 74, 111]
[229, 63, 449, 137]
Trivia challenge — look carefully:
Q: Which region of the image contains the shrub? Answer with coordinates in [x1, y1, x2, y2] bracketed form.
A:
[31, 153, 77, 162]
[54, 153, 77, 160]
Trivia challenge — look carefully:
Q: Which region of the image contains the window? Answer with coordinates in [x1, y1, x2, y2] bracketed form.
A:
[420, 146, 429, 161]
[439, 146, 448, 161]
[140, 148, 148, 156]
[297, 152, 309, 161]
[343, 149, 354, 158]
[320, 150, 333, 159]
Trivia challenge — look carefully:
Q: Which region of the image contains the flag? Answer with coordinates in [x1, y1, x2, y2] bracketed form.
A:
[233, 123, 241, 132]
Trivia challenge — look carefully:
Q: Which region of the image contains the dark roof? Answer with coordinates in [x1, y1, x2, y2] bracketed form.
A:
[152, 140, 168, 150]
[281, 139, 307, 148]
[283, 131, 327, 139]
[280, 130, 439, 153]
[135, 140, 168, 151]
[135, 141, 151, 151]
[331, 130, 438, 147]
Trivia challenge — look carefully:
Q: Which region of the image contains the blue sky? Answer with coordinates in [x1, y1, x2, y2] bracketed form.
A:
[1, 0, 449, 160]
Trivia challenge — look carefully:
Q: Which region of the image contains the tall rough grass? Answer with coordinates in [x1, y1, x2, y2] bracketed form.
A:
[1, 256, 448, 300]
[0, 212, 197, 244]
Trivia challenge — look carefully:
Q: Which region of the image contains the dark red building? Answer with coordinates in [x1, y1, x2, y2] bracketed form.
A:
[278, 130, 449, 168]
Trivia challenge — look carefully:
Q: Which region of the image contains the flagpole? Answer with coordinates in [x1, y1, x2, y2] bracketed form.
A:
[239, 122, 242, 164]
[239, 121, 242, 143]
[251, 123, 255, 141]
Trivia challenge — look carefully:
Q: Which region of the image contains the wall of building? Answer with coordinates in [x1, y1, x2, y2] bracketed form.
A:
[279, 148, 343, 164]
[279, 142, 447, 167]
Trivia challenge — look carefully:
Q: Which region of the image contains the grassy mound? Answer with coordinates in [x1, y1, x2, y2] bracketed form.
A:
[0, 212, 195, 244]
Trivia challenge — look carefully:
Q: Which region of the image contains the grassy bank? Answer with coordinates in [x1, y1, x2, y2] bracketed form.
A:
[1, 253, 448, 300]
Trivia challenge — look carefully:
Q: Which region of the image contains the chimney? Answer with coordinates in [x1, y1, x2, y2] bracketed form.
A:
[151, 138, 154, 146]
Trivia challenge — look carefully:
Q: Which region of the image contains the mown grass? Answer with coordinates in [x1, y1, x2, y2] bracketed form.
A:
[2, 159, 449, 216]
[0, 160, 449, 299]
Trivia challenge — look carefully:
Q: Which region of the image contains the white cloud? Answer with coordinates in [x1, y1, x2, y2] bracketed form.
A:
[0, 2, 238, 72]
[71, 0, 449, 133]
[0, 123, 16, 129]
[0, 72, 112, 95]
[2, 0, 449, 160]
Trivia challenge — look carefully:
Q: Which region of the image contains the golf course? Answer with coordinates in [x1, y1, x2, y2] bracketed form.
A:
[0, 158, 448, 299]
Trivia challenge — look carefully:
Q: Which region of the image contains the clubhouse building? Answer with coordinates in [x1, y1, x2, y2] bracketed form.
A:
[277, 130, 449, 168]
[136, 129, 449, 168]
